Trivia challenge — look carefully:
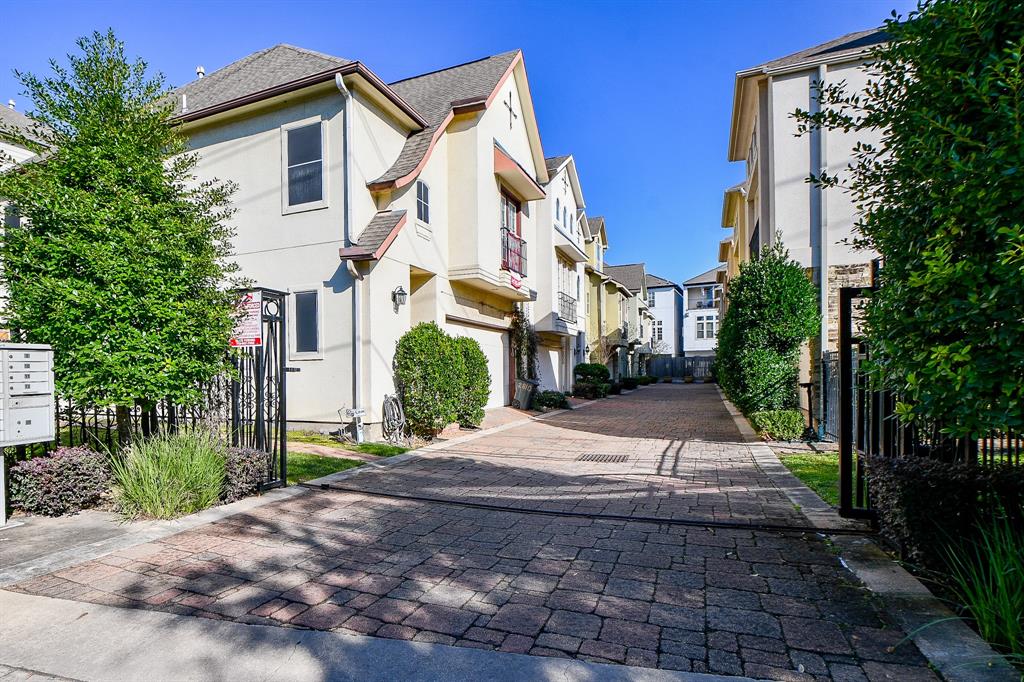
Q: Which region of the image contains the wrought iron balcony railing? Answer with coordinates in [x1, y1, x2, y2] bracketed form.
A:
[557, 292, 577, 322]
[501, 228, 527, 277]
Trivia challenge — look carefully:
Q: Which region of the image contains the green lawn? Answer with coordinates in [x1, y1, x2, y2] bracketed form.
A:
[286, 452, 363, 485]
[778, 452, 840, 507]
[287, 431, 409, 457]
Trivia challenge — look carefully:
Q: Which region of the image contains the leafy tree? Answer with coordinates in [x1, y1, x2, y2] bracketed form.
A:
[0, 30, 238, 441]
[792, 0, 1024, 436]
[715, 242, 819, 413]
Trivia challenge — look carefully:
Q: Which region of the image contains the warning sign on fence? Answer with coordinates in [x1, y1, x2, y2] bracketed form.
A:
[231, 290, 262, 348]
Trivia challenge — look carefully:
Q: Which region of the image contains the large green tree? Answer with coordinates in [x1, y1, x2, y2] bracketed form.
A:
[716, 242, 820, 414]
[0, 30, 238, 440]
[793, 0, 1024, 436]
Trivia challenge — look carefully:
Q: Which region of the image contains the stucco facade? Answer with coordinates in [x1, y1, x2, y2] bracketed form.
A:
[646, 278, 685, 357]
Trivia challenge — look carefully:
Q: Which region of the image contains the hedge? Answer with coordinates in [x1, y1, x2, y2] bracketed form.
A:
[866, 456, 1024, 572]
[574, 362, 610, 384]
[534, 390, 569, 411]
[454, 336, 490, 428]
[621, 377, 639, 390]
[10, 446, 109, 516]
[750, 409, 805, 441]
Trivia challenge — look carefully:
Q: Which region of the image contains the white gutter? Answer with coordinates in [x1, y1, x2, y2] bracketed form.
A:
[336, 73, 364, 442]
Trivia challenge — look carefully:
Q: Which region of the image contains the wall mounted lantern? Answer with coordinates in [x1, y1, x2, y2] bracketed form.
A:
[392, 286, 408, 307]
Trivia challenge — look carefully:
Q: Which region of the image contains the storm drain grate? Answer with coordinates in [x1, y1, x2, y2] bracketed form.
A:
[577, 453, 629, 463]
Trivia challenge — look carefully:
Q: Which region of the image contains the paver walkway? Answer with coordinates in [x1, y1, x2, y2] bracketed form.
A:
[6, 385, 937, 681]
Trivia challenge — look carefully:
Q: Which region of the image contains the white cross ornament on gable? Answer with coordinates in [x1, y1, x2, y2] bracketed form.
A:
[504, 92, 518, 129]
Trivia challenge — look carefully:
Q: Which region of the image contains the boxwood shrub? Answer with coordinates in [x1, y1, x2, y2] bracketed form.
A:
[574, 362, 610, 384]
[866, 456, 1024, 572]
[454, 336, 490, 428]
[609, 382, 622, 395]
[223, 447, 270, 503]
[533, 390, 569, 411]
[621, 377, 639, 390]
[573, 382, 609, 400]
[10, 446, 110, 516]
[394, 323, 465, 437]
[750, 409, 805, 441]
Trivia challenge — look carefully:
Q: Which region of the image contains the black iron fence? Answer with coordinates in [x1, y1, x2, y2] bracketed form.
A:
[557, 292, 577, 322]
[821, 350, 840, 441]
[4, 288, 288, 489]
[837, 287, 1023, 518]
[501, 228, 527, 277]
[649, 356, 715, 380]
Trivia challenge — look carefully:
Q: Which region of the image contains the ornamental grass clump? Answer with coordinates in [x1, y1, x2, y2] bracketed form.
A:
[111, 428, 225, 519]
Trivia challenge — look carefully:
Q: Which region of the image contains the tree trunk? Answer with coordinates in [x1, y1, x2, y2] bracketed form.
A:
[115, 405, 132, 446]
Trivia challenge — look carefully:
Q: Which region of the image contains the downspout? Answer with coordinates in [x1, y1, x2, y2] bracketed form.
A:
[815, 64, 829, 438]
[336, 73, 365, 442]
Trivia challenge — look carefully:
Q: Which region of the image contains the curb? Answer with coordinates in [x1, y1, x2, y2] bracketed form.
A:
[715, 388, 1019, 681]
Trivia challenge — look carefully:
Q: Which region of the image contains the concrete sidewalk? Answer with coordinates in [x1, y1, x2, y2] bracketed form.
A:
[0, 590, 752, 682]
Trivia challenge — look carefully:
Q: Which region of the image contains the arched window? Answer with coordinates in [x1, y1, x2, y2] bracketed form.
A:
[555, 198, 561, 223]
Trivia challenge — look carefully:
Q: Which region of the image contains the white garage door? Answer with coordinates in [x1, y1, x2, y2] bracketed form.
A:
[447, 322, 509, 409]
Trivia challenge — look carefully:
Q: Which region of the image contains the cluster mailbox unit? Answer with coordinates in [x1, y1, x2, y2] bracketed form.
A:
[1, 343, 56, 525]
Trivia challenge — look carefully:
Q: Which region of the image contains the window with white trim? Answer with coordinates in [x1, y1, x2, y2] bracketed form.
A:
[648, 291, 655, 307]
[655, 321, 663, 341]
[284, 121, 325, 209]
[555, 197, 561, 223]
[416, 181, 430, 224]
[293, 290, 321, 357]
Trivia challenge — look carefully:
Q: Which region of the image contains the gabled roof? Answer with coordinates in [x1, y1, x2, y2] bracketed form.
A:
[171, 44, 425, 128]
[605, 263, 646, 293]
[683, 265, 726, 286]
[645, 273, 682, 293]
[173, 45, 353, 115]
[740, 28, 888, 76]
[545, 155, 570, 176]
[587, 216, 607, 245]
[0, 105, 51, 149]
[370, 50, 522, 190]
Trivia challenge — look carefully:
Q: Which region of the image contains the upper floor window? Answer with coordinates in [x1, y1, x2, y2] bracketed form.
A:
[555, 197, 561, 223]
[416, 181, 430, 224]
[655, 321, 663, 341]
[696, 314, 717, 340]
[501, 191, 521, 235]
[563, 207, 569, 233]
[284, 120, 325, 210]
[3, 205, 20, 229]
[292, 288, 322, 358]
[648, 291, 655, 307]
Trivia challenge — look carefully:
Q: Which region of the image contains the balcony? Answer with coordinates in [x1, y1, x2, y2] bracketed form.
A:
[557, 292, 577, 322]
[501, 228, 527, 277]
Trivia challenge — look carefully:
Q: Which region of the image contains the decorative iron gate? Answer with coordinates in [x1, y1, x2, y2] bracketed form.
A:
[7, 288, 289, 489]
[230, 288, 288, 489]
[838, 286, 875, 518]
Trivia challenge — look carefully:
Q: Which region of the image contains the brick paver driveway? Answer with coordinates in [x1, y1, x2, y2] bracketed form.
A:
[10, 385, 936, 680]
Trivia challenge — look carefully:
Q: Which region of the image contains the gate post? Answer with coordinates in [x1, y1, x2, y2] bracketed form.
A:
[838, 287, 855, 516]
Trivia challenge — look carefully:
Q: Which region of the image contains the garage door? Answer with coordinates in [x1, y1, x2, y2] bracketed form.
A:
[447, 322, 509, 409]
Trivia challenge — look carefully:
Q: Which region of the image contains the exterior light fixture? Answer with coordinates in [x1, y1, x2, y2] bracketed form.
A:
[392, 286, 408, 307]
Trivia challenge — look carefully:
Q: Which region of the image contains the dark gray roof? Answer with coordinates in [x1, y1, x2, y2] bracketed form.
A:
[545, 155, 569, 176]
[0, 105, 50, 148]
[645, 273, 679, 290]
[587, 216, 605, 235]
[605, 264, 647, 293]
[357, 210, 406, 249]
[746, 28, 887, 74]
[683, 265, 726, 286]
[371, 50, 520, 187]
[172, 44, 353, 115]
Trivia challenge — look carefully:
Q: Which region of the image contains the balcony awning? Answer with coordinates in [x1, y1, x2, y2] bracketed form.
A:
[718, 237, 733, 263]
[493, 143, 545, 201]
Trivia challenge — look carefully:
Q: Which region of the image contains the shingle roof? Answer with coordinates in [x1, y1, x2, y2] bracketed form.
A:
[683, 265, 726, 286]
[370, 50, 520, 187]
[0, 105, 50, 147]
[338, 210, 408, 261]
[172, 44, 354, 115]
[746, 28, 888, 74]
[604, 264, 646, 293]
[645, 273, 678, 290]
[587, 216, 605, 235]
[545, 155, 569, 177]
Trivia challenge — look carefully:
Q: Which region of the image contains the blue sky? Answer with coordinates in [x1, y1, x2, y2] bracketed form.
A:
[3, 0, 915, 283]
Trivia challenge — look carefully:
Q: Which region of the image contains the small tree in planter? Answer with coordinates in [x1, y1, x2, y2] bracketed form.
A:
[0, 31, 238, 443]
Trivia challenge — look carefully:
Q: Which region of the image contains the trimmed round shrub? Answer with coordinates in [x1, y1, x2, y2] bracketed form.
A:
[111, 428, 226, 519]
[10, 446, 109, 516]
[394, 322, 464, 437]
[223, 447, 270, 503]
[453, 336, 490, 428]
[621, 377, 639, 390]
[534, 390, 569, 411]
[574, 362, 610, 384]
[609, 382, 622, 395]
[750, 409, 805, 441]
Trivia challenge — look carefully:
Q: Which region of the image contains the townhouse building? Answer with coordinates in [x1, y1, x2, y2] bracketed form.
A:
[582, 218, 640, 381]
[681, 266, 724, 358]
[604, 264, 654, 376]
[173, 45, 555, 437]
[644, 273, 684, 357]
[718, 28, 885, 423]
[534, 155, 588, 392]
